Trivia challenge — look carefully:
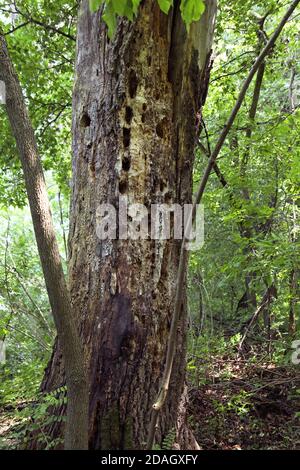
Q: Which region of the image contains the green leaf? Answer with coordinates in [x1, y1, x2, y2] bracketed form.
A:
[91, 1, 143, 36]
[180, 0, 205, 27]
[103, 1, 117, 38]
[131, 0, 142, 15]
[120, 0, 141, 21]
[89, 0, 103, 13]
[112, 0, 129, 16]
[157, 0, 173, 15]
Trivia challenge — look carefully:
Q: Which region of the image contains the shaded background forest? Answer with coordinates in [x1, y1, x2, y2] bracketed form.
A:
[0, 0, 299, 449]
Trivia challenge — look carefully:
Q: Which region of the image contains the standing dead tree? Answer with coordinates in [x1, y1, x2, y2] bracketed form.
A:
[147, 0, 300, 449]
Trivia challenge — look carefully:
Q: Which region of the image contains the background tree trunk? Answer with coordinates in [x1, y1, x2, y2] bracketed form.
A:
[41, 0, 216, 450]
[0, 32, 88, 450]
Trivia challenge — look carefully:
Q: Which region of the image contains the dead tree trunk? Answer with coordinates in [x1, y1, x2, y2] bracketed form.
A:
[41, 0, 216, 450]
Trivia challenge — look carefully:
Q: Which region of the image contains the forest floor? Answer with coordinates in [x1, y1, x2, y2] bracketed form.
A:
[0, 407, 21, 449]
[1, 350, 300, 450]
[188, 354, 300, 450]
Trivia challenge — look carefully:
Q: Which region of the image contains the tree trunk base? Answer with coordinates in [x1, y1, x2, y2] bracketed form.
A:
[174, 385, 201, 450]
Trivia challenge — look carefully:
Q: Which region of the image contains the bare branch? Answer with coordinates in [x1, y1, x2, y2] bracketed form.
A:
[4, 21, 31, 35]
[13, 3, 76, 41]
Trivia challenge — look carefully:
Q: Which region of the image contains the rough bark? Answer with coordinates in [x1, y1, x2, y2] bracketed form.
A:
[0, 34, 89, 449]
[41, 0, 216, 450]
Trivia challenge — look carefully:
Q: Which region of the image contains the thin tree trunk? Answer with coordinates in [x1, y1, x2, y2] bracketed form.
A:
[289, 267, 297, 335]
[238, 284, 277, 353]
[0, 33, 89, 450]
[288, 68, 299, 336]
[41, 0, 216, 450]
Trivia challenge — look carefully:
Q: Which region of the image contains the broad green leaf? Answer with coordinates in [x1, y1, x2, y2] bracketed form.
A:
[89, 0, 103, 13]
[94, 1, 143, 36]
[112, 0, 129, 16]
[157, 0, 173, 15]
[131, 0, 142, 14]
[103, 1, 117, 38]
[180, 0, 205, 27]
